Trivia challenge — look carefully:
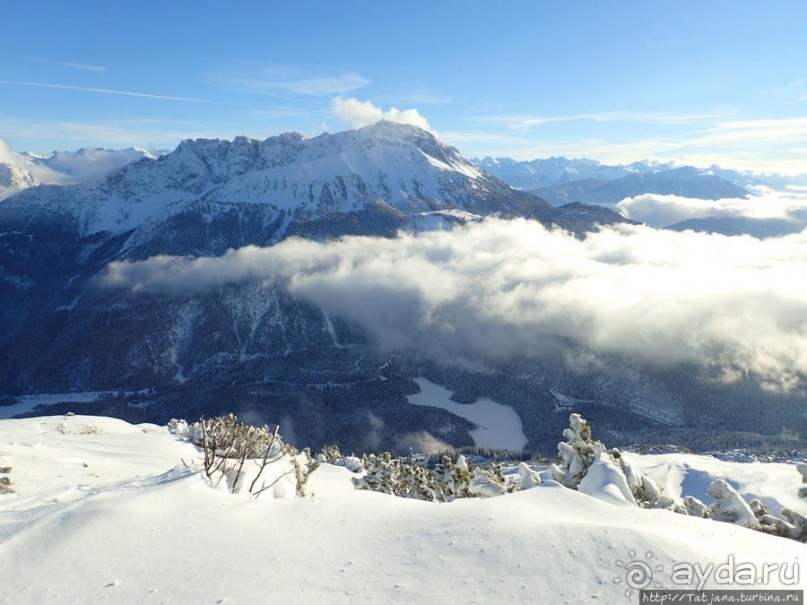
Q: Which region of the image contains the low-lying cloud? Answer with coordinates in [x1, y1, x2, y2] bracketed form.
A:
[42, 148, 154, 183]
[102, 219, 807, 392]
[0, 137, 154, 199]
[617, 189, 807, 233]
[332, 96, 431, 131]
[0, 137, 66, 199]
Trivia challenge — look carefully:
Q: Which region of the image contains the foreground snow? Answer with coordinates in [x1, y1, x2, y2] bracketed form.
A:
[0, 415, 803, 604]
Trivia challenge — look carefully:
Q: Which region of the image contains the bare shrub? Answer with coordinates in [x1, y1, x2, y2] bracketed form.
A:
[170, 414, 317, 498]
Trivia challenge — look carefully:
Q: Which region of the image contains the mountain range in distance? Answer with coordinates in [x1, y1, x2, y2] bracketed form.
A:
[474, 155, 807, 203]
[5, 128, 804, 220]
[0, 121, 804, 455]
[474, 155, 807, 238]
[0, 146, 159, 200]
[0, 122, 633, 454]
[0, 122, 625, 244]
[6, 134, 805, 242]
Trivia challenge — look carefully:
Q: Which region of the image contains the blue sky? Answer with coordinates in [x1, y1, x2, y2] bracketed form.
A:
[1, 1, 805, 173]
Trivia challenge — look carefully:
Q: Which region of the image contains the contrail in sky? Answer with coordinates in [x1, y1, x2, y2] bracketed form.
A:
[0, 80, 223, 104]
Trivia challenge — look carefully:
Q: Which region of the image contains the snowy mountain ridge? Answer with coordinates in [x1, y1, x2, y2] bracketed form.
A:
[5, 123, 795, 456]
[2, 122, 548, 237]
[0, 162, 39, 190]
[474, 155, 670, 189]
[23, 146, 160, 183]
[0, 122, 630, 450]
[476, 156, 753, 205]
[474, 155, 807, 192]
[534, 167, 751, 206]
[0, 145, 158, 201]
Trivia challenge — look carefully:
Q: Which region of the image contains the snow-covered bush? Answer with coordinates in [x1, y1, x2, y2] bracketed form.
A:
[707, 478, 759, 529]
[749, 498, 794, 538]
[547, 414, 805, 541]
[353, 452, 513, 502]
[355, 452, 435, 500]
[343, 455, 364, 473]
[293, 449, 318, 498]
[797, 463, 807, 499]
[318, 444, 343, 465]
[700, 478, 807, 542]
[0, 466, 13, 495]
[516, 462, 543, 490]
[683, 495, 709, 518]
[169, 415, 318, 498]
[577, 449, 638, 506]
[780, 509, 807, 542]
[551, 414, 684, 512]
[550, 413, 602, 488]
[550, 414, 667, 508]
[433, 455, 513, 500]
[314, 445, 365, 473]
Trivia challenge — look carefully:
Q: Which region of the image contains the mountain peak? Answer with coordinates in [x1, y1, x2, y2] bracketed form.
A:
[356, 119, 434, 139]
[2, 123, 558, 237]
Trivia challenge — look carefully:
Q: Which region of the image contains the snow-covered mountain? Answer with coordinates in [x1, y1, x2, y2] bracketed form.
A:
[474, 157, 751, 205]
[0, 145, 157, 201]
[1, 123, 802, 456]
[0, 122, 637, 454]
[2, 122, 618, 241]
[474, 155, 666, 189]
[22, 146, 160, 184]
[667, 216, 807, 238]
[534, 167, 750, 206]
[0, 162, 39, 197]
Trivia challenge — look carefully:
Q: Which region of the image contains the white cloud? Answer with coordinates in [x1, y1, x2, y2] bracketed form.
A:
[278, 73, 371, 95]
[480, 110, 734, 132]
[617, 190, 807, 229]
[102, 218, 807, 392]
[0, 137, 66, 193]
[204, 70, 371, 97]
[0, 114, 256, 153]
[694, 117, 807, 147]
[0, 138, 17, 165]
[331, 97, 431, 131]
[447, 111, 807, 175]
[441, 127, 807, 175]
[41, 148, 156, 183]
[29, 58, 106, 72]
[0, 137, 155, 196]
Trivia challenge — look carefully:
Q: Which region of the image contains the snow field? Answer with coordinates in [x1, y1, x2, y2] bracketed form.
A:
[0, 415, 804, 604]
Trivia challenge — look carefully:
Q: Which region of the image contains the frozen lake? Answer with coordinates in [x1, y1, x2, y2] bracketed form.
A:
[407, 377, 528, 450]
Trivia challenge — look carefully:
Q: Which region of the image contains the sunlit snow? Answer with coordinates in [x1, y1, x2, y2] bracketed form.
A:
[0, 415, 803, 604]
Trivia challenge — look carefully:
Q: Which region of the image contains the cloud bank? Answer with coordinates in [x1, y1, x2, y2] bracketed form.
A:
[41, 148, 155, 183]
[0, 138, 18, 166]
[617, 190, 807, 233]
[0, 138, 155, 199]
[0, 137, 66, 199]
[102, 219, 807, 392]
[332, 97, 431, 131]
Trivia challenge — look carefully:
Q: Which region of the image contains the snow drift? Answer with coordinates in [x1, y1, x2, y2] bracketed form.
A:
[0, 415, 803, 604]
